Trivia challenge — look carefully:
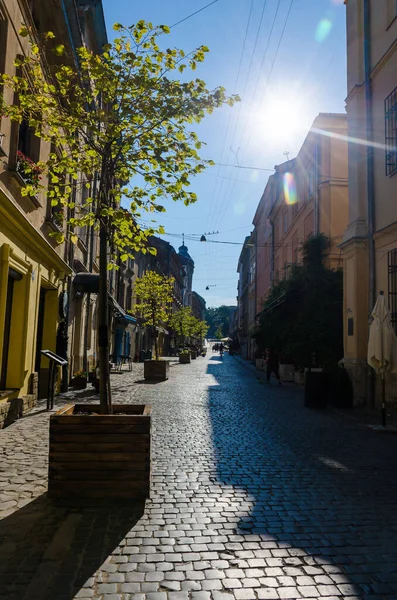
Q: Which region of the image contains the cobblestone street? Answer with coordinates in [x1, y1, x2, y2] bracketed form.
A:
[1, 353, 397, 600]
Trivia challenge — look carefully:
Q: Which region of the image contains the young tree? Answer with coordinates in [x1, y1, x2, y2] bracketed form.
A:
[1, 22, 238, 413]
[195, 320, 209, 346]
[133, 271, 174, 360]
[169, 306, 197, 347]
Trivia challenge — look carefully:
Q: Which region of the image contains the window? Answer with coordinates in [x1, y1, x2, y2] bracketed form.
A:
[283, 211, 288, 234]
[388, 249, 397, 333]
[308, 167, 315, 197]
[385, 86, 397, 176]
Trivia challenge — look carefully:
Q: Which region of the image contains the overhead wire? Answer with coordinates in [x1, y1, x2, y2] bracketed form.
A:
[171, 0, 221, 28]
[212, 0, 283, 234]
[204, 0, 255, 289]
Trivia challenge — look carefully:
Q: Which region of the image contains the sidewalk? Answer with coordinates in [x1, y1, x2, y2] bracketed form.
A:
[232, 354, 397, 432]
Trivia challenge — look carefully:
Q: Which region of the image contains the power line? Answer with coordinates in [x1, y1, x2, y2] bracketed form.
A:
[171, 0, 221, 28]
[214, 163, 274, 172]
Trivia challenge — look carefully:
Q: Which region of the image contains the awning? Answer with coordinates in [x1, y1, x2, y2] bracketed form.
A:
[108, 295, 137, 324]
[73, 273, 99, 294]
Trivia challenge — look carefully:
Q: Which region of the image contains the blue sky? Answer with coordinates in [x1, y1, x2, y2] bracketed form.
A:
[102, 0, 347, 308]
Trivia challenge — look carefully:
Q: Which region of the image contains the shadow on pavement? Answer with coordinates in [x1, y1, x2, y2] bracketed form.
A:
[207, 354, 397, 598]
[0, 494, 145, 600]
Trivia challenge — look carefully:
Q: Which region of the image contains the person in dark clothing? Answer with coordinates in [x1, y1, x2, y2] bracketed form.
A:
[265, 348, 281, 385]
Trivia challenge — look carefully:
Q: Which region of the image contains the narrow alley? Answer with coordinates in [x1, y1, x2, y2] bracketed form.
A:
[1, 353, 397, 600]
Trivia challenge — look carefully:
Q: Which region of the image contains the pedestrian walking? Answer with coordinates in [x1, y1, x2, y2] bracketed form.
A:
[265, 348, 281, 385]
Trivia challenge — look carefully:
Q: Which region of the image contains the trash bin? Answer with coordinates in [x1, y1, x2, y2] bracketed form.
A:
[139, 350, 146, 363]
[304, 371, 328, 409]
[146, 349, 152, 360]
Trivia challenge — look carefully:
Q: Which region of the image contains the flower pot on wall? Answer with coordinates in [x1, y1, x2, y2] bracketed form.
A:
[48, 404, 151, 505]
[144, 359, 169, 381]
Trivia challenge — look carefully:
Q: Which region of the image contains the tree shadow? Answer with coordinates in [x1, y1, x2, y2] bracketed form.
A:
[0, 494, 145, 600]
[134, 379, 164, 385]
[207, 356, 397, 598]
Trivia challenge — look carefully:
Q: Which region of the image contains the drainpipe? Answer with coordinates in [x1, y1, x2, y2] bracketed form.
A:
[314, 137, 321, 235]
[364, 0, 376, 407]
[270, 220, 275, 286]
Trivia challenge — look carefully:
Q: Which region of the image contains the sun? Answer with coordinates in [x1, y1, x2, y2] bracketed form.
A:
[250, 89, 314, 151]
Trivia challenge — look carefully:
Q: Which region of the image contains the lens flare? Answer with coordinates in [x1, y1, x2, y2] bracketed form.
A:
[284, 172, 297, 205]
[315, 18, 332, 42]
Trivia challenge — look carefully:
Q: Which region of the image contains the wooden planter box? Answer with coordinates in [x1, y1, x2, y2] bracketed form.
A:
[48, 404, 151, 505]
[70, 376, 87, 390]
[294, 370, 306, 385]
[190, 350, 197, 360]
[179, 353, 191, 364]
[256, 359, 265, 371]
[279, 364, 294, 382]
[144, 359, 169, 381]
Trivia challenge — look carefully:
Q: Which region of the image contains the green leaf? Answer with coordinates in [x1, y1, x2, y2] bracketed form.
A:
[19, 26, 29, 38]
[70, 234, 78, 245]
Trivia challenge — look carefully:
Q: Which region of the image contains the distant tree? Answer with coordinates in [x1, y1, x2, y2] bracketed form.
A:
[205, 305, 232, 337]
[133, 271, 174, 360]
[215, 325, 223, 340]
[195, 320, 209, 346]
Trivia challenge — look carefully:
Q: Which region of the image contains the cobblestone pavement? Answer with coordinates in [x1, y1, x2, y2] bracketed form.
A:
[1, 354, 397, 600]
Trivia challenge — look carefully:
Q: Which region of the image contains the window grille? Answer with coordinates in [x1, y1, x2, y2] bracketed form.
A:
[385, 86, 397, 176]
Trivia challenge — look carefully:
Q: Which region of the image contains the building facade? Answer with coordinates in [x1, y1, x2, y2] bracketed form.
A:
[342, 0, 397, 406]
[0, 0, 107, 426]
[237, 234, 254, 359]
[253, 113, 349, 314]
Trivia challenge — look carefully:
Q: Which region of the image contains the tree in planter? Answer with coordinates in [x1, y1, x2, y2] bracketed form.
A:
[1, 22, 238, 413]
[169, 306, 197, 348]
[133, 271, 174, 360]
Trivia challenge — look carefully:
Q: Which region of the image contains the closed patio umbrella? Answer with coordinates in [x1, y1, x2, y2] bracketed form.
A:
[367, 291, 397, 426]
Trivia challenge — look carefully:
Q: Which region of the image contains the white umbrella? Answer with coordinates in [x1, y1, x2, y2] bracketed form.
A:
[367, 291, 397, 425]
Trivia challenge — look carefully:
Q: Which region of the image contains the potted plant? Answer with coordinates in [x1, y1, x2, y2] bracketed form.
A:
[16, 150, 43, 186]
[179, 349, 191, 364]
[133, 271, 174, 381]
[2, 22, 237, 503]
[70, 370, 88, 390]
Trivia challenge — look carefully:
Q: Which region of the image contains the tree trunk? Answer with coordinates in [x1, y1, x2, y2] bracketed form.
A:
[98, 219, 111, 414]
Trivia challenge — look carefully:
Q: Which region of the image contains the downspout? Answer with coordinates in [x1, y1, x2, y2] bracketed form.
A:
[364, 0, 376, 407]
[60, 0, 80, 67]
[270, 220, 275, 286]
[314, 137, 321, 235]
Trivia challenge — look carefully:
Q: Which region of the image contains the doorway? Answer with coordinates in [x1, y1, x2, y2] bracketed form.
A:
[34, 287, 46, 374]
[0, 268, 22, 389]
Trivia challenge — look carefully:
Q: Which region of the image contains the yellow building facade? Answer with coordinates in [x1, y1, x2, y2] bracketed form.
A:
[342, 0, 397, 406]
[0, 0, 73, 426]
[0, 0, 107, 426]
[255, 114, 349, 304]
